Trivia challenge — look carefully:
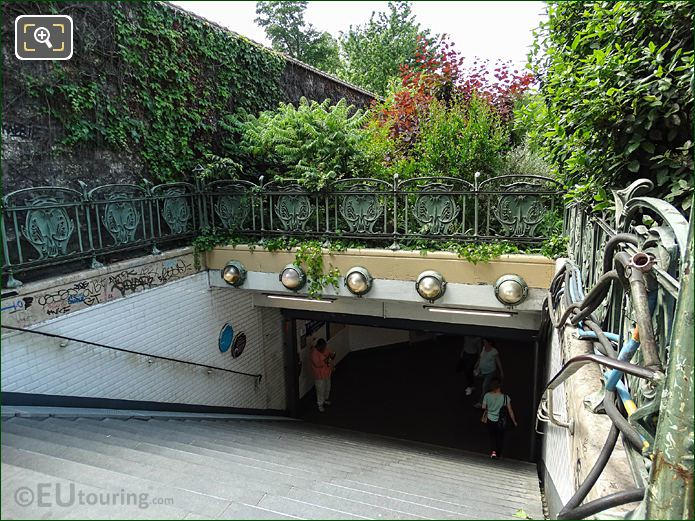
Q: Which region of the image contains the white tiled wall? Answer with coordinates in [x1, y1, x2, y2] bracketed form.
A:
[1, 273, 286, 410]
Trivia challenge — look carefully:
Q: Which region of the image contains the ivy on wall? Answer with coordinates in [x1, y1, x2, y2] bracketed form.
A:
[15, 2, 285, 182]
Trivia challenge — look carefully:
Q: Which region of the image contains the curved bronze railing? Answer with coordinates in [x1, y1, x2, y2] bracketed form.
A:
[537, 179, 693, 519]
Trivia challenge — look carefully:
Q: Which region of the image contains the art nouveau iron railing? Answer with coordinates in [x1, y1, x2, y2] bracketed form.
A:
[1, 173, 562, 287]
[538, 178, 692, 519]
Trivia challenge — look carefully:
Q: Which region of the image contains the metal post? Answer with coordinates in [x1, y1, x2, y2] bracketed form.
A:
[531, 337, 540, 459]
[473, 171, 480, 238]
[389, 173, 399, 250]
[645, 201, 694, 520]
[283, 317, 301, 418]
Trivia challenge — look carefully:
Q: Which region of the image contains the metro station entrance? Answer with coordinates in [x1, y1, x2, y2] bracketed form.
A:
[282, 310, 543, 462]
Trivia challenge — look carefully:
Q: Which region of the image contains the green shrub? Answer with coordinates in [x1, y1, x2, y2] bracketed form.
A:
[366, 93, 509, 182]
[524, 1, 694, 212]
[498, 142, 551, 177]
[413, 96, 508, 181]
[241, 98, 377, 190]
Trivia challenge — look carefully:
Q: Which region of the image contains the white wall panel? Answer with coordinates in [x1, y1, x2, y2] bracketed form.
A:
[1, 274, 286, 410]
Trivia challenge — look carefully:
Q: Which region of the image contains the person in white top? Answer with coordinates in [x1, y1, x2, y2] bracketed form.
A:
[473, 339, 504, 408]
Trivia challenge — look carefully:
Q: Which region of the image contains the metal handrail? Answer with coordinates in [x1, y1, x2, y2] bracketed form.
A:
[1, 325, 262, 381]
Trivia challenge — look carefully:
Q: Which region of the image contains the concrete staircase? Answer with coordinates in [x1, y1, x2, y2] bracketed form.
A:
[1, 414, 544, 519]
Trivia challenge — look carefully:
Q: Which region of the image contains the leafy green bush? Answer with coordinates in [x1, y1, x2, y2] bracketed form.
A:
[523, 1, 694, 212]
[241, 98, 377, 190]
[413, 96, 508, 180]
[366, 92, 509, 182]
[499, 142, 551, 177]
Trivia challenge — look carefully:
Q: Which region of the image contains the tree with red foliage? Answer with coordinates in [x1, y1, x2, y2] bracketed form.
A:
[373, 34, 535, 155]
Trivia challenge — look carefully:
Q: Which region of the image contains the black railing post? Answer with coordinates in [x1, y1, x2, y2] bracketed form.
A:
[389, 173, 399, 250]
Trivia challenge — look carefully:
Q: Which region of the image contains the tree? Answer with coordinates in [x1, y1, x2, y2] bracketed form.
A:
[255, 1, 340, 74]
[520, 1, 693, 211]
[339, 1, 438, 95]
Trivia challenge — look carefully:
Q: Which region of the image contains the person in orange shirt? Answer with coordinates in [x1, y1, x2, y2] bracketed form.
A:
[311, 338, 335, 412]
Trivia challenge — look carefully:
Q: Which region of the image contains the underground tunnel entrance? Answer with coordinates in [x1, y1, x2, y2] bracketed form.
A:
[282, 310, 543, 462]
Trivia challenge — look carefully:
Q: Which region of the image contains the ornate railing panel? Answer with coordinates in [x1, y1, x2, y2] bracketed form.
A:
[2, 172, 563, 286]
[2, 182, 202, 288]
[397, 176, 472, 239]
[539, 178, 692, 519]
[478, 174, 562, 241]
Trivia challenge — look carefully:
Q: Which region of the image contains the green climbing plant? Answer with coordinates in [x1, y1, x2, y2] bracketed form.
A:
[191, 227, 247, 270]
[294, 240, 341, 299]
[14, 2, 285, 183]
[410, 240, 521, 264]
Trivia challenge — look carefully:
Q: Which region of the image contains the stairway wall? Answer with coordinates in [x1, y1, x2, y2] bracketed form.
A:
[1, 273, 286, 411]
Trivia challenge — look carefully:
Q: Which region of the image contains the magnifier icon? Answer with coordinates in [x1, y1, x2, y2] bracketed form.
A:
[33, 26, 52, 49]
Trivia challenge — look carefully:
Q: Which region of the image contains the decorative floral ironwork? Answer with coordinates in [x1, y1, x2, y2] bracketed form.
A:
[161, 188, 191, 234]
[339, 185, 382, 233]
[103, 193, 140, 245]
[215, 194, 249, 230]
[275, 187, 312, 231]
[412, 183, 459, 235]
[2, 175, 567, 282]
[21, 197, 75, 259]
[494, 182, 546, 237]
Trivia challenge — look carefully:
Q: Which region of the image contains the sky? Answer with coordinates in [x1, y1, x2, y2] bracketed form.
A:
[170, 1, 546, 69]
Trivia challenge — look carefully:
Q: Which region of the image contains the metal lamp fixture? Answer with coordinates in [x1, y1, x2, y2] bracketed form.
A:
[494, 274, 528, 306]
[221, 261, 247, 287]
[344, 266, 373, 296]
[416, 270, 446, 302]
[279, 264, 306, 291]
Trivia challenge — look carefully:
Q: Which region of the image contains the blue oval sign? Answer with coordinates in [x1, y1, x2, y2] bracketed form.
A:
[218, 323, 234, 353]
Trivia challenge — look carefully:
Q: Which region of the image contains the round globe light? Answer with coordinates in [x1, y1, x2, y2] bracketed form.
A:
[494, 274, 528, 306]
[416, 270, 446, 301]
[345, 267, 372, 296]
[279, 264, 306, 291]
[221, 261, 247, 287]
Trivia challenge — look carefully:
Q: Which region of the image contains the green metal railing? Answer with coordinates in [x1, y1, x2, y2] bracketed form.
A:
[538, 178, 693, 519]
[1, 181, 200, 288]
[2, 173, 562, 287]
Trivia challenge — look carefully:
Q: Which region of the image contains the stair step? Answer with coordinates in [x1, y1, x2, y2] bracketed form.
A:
[216, 500, 305, 520]
[172, 419, 416, 463]
[0, 445, 234, 518]
[195, 419, 433, 462]
[78, 418, 358, 477]
[43, 417, 336, 480]
[130, 419, 384, 472]
[256, 493, 368, 520]
[330, 477, 543, 519]
[1, 415, 543, 520]
[0, 462, 190, 520]
[2, 420, 294, 497]
[284, 485, 435, 520]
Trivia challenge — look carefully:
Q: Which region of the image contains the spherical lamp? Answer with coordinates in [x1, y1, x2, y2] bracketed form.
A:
[279, 264, 306, 291]
[494, 274, 528, 306]
[345, 267, 373, 296]
[416, 270, 446, 301]
[221, 261, 247, 287]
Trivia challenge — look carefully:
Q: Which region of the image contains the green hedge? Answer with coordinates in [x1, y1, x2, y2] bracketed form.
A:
[520, 1, 694, 211]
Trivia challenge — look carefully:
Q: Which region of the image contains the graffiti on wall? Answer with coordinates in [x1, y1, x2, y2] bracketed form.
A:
[1, 255, 195, 327]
